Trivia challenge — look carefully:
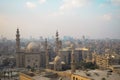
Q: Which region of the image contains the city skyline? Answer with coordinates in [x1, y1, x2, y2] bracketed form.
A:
[0, 0, 120, 39]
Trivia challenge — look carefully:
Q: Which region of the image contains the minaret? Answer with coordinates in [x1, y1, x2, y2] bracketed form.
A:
[45, 38, 49, 69]
[71, 44, 76, 73]
[16, 28, 20, 52]
[16, 28, 21, 68]
[55, 30, 59, 55]
[59, 40, 62, 49]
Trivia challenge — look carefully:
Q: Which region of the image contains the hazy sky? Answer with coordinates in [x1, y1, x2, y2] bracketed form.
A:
[0, 0, 120, 39]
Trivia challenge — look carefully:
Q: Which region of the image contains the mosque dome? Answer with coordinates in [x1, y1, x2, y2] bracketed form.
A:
[54, 56, 65, 65]
[26, 42, 40, 53]
[54, 56, 61, 63]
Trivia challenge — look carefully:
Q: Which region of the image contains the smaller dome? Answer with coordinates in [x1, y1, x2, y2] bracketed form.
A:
[54, 56, 61, 62]
[26, 42, 39, 52]
[61, 61, 65, 64]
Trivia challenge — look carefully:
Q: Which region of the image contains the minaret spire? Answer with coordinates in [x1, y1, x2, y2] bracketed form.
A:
[16, 28, 20, 52]
[45, 38, 49, 69]
[71, 44, 76, 73]
[56, 30, 59, 55]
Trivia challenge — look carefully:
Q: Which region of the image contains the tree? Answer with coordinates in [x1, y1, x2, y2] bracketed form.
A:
[77, 61, 98, 70]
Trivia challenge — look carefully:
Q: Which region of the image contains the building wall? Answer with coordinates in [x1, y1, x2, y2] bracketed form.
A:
[95, 55, 109, 69]
[60, 50, 83, 65]
[82, 51, 89, 61]
[60, 50, 71, 65]
[71, 74, 91, 80]
[45, 69, 92, 80]
[25, 53, 40, 68]
[19, 70, 92, 80]
[16, 52, 25, 67]
[17, 51, 46, 68]
[93, 52, 120, 69]
[45, 69, 71, 78]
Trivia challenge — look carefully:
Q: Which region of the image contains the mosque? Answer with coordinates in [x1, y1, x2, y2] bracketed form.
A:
[16, 28, 89, 72]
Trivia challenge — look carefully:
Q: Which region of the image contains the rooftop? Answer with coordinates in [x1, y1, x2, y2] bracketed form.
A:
[67, 69, 120, 80]
[21, 70, 69, 80]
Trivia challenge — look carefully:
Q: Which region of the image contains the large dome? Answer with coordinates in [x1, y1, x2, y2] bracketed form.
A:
[26, 42, 40, 53]
[54, 56, 65, 64]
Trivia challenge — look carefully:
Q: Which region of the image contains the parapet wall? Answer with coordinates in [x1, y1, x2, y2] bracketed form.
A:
[19, 69, 92, 80]
[19, 72, 33, 80]
[45, 69, 71, 78]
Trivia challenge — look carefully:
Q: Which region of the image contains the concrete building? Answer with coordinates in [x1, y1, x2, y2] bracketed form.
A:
[92, 51, 120, 69]
[71, 69, 120, 80]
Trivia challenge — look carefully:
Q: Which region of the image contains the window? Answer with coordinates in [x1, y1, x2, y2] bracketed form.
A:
[27, 59, 30, 62]
[35, 65, 38, 68]
[73, 77, 75, 80]
[76, 78, 78, 80]
[35, 59, 38, 62]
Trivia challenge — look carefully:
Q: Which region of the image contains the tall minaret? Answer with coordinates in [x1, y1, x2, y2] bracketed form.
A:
[45, 38, 49, 69]
[71, 44, 76, 73]
[59, 40, 62, 49]
[55, 30, 59, 55]
[16, 28, 20, 52]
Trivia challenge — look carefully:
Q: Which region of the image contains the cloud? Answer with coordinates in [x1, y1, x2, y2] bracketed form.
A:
[99, 4, 107, 8]
[50, 11, 64, 16]
[25, 0, 46, 9]
[102, 14, 112, 21]
[99, 0, 120, 8]
[111, 0, 120, 6]
[26, 2, 36, 8]
[39, 0, 46, 4]
[60, 0, 90, 11]
[50, 0, 91, 16]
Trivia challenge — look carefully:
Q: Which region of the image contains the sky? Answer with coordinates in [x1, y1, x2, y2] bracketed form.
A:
[0, 0, 120, 39]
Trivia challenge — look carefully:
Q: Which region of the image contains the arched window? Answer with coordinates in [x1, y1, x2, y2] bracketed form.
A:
[76, 78, 78, 80]
[73, 77, 75, 80]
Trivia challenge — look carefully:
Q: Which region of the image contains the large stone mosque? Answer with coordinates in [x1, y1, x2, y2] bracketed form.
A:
[16, 28, 89, 72]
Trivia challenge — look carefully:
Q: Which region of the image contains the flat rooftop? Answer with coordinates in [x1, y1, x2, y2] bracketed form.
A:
[21, 71, 69, 80]
[66, 69, 120, 80]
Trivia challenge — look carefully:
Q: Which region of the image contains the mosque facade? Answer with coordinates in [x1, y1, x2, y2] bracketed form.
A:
[16, 28, 47, 68]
